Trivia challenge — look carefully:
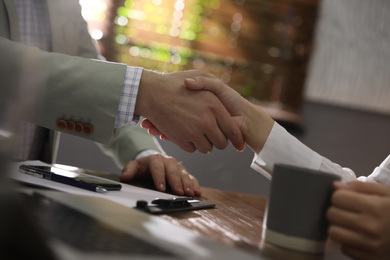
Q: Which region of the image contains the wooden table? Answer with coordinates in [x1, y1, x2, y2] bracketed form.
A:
[90, 170, 352, 260]
[157, 187, 352, 260]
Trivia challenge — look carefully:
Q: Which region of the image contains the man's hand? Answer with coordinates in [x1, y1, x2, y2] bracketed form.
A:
[141, 76, 274, 154]
[327, 181, 390, 260]
[120, 154, 201, 197]
[134, 70, 245, 153]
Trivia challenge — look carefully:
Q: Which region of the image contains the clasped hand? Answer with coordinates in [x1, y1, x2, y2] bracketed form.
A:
[135, 70, 246, 154]
[139, 72, 274, 154]
[138, 72, 390, 260]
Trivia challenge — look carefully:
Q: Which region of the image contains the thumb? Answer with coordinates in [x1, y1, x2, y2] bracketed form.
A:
[185, 76, 225, 95]
[184, 76, 232, 99]
[184, 77, 203, 90]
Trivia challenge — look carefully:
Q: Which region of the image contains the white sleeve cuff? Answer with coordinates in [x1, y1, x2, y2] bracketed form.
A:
[361, 165, 390, 185]
[135, 149, 161, 160]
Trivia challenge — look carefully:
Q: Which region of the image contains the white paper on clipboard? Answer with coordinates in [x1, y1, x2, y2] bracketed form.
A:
[7, 160, 180, 209]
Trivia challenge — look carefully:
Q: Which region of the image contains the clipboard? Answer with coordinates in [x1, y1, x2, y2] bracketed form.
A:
[10, 160, 216, 214]
[134, 197, 215, 214]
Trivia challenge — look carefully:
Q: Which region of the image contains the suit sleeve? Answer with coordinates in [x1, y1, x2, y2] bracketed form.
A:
[96, 120, 165, 167]
[69, 5, 166, 162]
[0, 36, 126, 144]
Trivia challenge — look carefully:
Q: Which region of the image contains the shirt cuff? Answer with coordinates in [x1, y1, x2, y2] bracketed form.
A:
[135, 149, 161, 160]
[115, 66, 143, 128]
[362, 155, 390, 185]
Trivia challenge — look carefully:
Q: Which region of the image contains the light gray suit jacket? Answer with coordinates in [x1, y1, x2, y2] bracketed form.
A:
[0, 0, 164, 165]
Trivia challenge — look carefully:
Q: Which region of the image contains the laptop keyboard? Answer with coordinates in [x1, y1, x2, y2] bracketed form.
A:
[20, 192, 181, 258]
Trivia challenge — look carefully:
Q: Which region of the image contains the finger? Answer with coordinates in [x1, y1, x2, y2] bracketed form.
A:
[328, 204, 388, 240]
[327, 206, 364, 231]
[140, 122, 170, 140]
[165, 159, 185, 196]
[148, 155, 167, 192]
[176, 141, 197, 153]
[147, 126, 162, 136]
[140, 119, 164, 136]
[160, 134, 170, 141]
[328, 225, 369, 248]
[190, 134, 214, 154]
[178, 167, 195, 197]
[204, 133, 228, 151]
[202, 120, 229, 150]
[208, 97, 244, 150]
[331, 227, 388, 260]
[331, 189, 373, 212]
[190, 77, 245, 150]
[193, 96, 239, 150]
[140, 118, 153, 129]
[120, 160, 141, 182]
[186, 77, 245, 150]
[333, 181, 350, 190]
[216, 112, 245, 150]
[342, 181, 390, 196]
[329, 224, 388, 254]
[188, 172, 201, 196]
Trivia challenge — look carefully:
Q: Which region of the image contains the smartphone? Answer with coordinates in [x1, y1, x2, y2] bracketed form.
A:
[19, 165, 122, 192]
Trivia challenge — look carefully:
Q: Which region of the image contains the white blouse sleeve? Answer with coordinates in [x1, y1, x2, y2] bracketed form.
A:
[250, 122, 357, 182]
[359, 155, 390, 185]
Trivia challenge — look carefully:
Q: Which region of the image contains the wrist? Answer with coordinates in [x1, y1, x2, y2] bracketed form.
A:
[134, 70, 162, 117]
[243, 102, 274, 154]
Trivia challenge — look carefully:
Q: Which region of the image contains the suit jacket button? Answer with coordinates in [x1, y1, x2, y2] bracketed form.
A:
[75, 122, 84, 133]
[57, 119, 67, 130]
[66, 120, 75, 131]
[83, 124, 93, 135]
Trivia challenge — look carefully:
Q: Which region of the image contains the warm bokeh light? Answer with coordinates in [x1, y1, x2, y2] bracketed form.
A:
[80, 0, 320, 123]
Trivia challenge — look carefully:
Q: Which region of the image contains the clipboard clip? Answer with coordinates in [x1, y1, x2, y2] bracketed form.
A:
[135, 197, 215, 214]
[151, 197, 192, 208]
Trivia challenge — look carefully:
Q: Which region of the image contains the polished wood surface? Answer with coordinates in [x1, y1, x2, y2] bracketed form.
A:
[88, 170, 351, 259]
[158, 187, 352, 260]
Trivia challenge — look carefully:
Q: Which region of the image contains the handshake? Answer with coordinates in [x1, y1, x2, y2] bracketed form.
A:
[135, 70, 274, 155]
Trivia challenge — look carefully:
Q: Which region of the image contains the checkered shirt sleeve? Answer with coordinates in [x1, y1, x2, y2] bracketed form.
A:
[115, 66, 143, 128]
